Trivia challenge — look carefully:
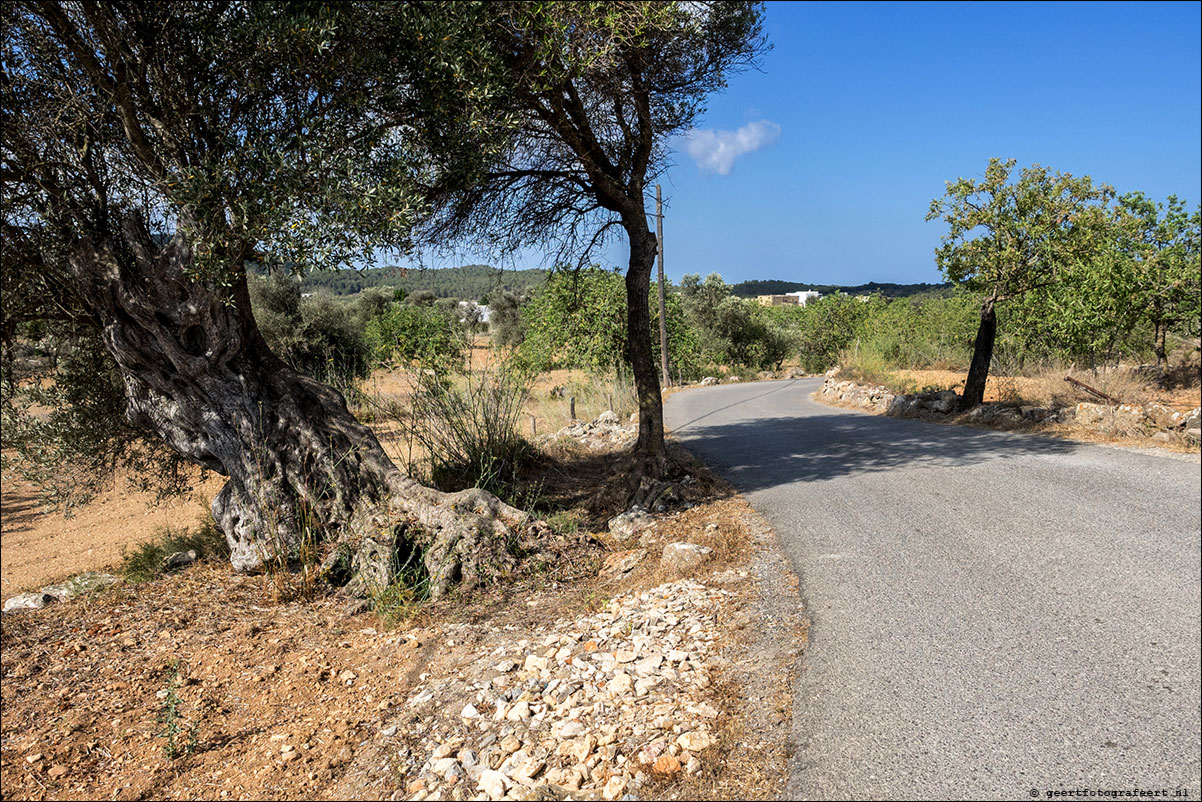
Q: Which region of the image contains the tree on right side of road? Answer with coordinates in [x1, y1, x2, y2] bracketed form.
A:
[926, 158, 1114, 407]
[1112, 193, 1202, 368]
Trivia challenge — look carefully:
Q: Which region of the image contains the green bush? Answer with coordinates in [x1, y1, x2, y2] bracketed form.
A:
[121, 519, 230, 583]
[854, 292, 978, 371]
[794, 294, 878, 373]
[520, 267, 628, 373]
[651, 283, 707, 381]
[363, 302, 464, 370]
[249, 273, 370, 386]
[679, 273, 795, 372]
[679, 273, 735, 366]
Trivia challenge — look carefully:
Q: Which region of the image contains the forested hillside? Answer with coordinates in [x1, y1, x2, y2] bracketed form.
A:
[299, 266, 947, 302]
[301, 264, 548, 298]
[731, 279, 950, 298]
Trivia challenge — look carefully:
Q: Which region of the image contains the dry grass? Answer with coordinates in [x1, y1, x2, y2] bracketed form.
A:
[889, 364, 1200, 413]
[355, 345, 640, 483]
[524, 368, 639, 434]
[1021, 364, 1148, 407]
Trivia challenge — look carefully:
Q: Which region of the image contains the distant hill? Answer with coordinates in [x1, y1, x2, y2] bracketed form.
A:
[301, 266, 948, 302]
[730, 279, 951, 299]
[301, 264, 547, 300]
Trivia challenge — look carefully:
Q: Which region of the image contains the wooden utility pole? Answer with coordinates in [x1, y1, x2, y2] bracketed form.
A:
[655, 184, 669, 387]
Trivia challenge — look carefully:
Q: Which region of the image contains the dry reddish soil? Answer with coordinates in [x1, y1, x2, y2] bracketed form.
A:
[1, 474, 226, 604]
[0, 439, 804, 801]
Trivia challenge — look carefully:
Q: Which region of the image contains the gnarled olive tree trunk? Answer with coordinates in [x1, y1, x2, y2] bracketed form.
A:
[70, 221, 524, 598]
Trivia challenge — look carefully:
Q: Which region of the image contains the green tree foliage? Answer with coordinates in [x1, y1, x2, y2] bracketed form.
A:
[490, 291, 529, 348]
[680, 273, 796, 371]
[1112, 193, 1202, 366]
[926, 158, 1114, 406]
[650, 283, 705, 381]
[709, 297, 789, 370]
[364, 304, 464, 371]
[520, 268, 628, 373]
[998, 245, 1138, 367]
[856, 292, 979, 370]
[680, 273, 736, 366]
[793, 294, 881, 373]
[248, 274, 370, 387]
[517, 269, 702, 380]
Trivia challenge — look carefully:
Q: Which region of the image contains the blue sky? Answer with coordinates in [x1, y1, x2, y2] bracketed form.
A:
[420, 1, 1202, 287]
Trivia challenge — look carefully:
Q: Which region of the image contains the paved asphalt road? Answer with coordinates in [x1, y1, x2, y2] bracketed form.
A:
[664, 378, 1201, 801]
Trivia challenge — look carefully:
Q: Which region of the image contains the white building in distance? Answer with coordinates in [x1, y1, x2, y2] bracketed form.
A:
[786, 290, 821, 307]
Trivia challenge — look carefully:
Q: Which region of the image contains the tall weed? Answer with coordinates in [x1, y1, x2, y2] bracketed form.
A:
[837, 341, 900, 389]
[410, 350, 536, 498]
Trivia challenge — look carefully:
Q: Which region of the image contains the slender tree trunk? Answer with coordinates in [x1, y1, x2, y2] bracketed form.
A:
[69, 219, 525, 597]
[623, 222, 667, 479]
[962, 296, 998, 409]
[1154, 319, 1168, 367]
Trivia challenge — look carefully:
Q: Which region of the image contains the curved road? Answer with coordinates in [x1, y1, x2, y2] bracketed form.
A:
[665, 378, 1201, 801]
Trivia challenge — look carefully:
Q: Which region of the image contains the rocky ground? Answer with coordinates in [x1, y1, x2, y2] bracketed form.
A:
[0, 418, 806, 801]
[816, 374, 1202, 450]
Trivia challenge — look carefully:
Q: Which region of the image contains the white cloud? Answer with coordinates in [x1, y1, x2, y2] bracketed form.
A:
[685, 119, 781, 175]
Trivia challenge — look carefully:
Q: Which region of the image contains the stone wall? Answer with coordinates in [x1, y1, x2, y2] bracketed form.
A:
[815, 377, 1201, 446]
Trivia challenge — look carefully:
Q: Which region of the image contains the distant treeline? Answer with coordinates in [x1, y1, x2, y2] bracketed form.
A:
[730, 279, 951, 299]
[300, 264, 547, 299]
[300, 265, 949, 302]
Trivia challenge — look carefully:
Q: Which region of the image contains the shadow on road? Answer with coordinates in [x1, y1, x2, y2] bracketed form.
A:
[671, 411, 1080, 493]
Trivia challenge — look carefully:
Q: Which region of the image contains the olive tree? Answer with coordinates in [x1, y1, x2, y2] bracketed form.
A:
[424, 1, 769, 478]
[926, 158, 1113, 407]
[1, 1, 526, 596]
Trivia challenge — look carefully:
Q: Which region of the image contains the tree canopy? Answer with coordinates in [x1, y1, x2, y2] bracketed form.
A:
[1, 1, 529, 597]
[1111, 192, 1201, 366]
[2, 2, 511, 295]
[421, 1, 770, 477]
[926, 158, 1114, 406]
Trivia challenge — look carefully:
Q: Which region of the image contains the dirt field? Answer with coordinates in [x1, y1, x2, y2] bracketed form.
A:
[1, 473, 224, 604]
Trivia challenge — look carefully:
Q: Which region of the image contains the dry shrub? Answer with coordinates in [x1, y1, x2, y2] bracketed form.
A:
[1022, 363, 1080, 408]
[993, 374, 1022, 404]
[699, 520, 746, 568]
[994, 360, 1159, 409]
[837, 343, 899, 390]
[410, 360, 535, 496]
[1064, 365, 1151, 405]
